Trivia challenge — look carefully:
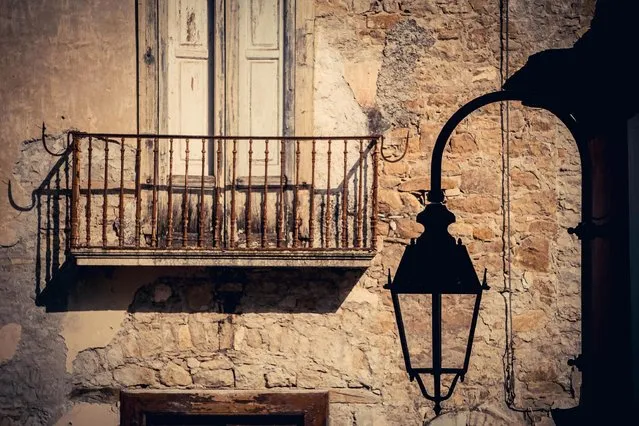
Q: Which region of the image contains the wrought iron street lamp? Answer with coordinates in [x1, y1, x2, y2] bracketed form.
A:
[385, 89, 586, 415]
[385, 202, 489, 415]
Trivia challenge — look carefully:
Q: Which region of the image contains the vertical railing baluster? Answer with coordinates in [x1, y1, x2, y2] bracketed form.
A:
[371, 137, 380, 250]
[214, 137, 223, 248]
[182, 138, 190, 247]
[277, 139, 285, 247]
[102, 137, 109, 247]
[342, 139, 348, 248]
[45, 181, 51, 283]
[293, 140, 300, 248]
[53, 170, 61, 272]
[71, 134, 80, 248]
[118, 137, 125, 247]
[356, 139, 364, 248]
[85, 136, 92, 246]
[167, 138, 174, 247]
[151, 137, 159, 247]
[211, 138, 218, 247]
[198, 138, 206, 247]
[230, 138, 237, 248]
[64, 134, 72, 255]
[261, 139, 269, 248]
[135, 137, 142, 247]
[246, 138, 253, 248]
[325, 139, 332, 248]
[309, 139, 316, 248]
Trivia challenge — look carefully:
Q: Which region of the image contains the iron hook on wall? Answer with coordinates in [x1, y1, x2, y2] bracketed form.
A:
[7, 123, 73, 212]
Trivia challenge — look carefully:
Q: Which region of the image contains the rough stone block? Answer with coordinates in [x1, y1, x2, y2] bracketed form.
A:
[516, 236, 550, 272]
[113, 365, 157, 387]
[160, 362, 192, 387]
[378, 189, 403, 214]
[394, 218, 423, 238]
[192, 369, 235, 388]
[447, 196, 500, 214]
[366, 13, 400, 29]
[234, 364, 265, 388]
[265, 368, 296, 388]
[472, 226, 493, 241]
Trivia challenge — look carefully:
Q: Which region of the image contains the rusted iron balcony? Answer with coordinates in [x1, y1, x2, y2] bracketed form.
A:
[69, 132, 380, 267]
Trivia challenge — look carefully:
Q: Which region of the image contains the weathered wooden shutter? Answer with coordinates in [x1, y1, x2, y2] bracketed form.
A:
[236, 0, 284, 179]
[167, 0, 211, 176]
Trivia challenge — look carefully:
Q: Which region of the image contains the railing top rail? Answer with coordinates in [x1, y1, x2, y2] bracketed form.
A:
[70, 131, 382, 141]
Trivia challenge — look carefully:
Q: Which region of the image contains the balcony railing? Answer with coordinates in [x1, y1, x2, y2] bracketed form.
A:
[69, 132, 380, 267]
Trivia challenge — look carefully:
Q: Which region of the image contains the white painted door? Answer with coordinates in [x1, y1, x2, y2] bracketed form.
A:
[235, 0, 284, 179]
[167, 0, 211, 176]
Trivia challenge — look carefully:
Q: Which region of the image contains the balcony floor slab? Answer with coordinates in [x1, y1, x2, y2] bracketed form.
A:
[71, 248, 375, 268]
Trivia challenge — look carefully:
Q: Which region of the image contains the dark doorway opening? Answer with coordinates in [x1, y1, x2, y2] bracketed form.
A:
[120, 391, 328, 426]
[146, 412, 304, 426]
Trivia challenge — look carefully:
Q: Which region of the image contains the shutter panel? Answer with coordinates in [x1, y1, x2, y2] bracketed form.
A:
[167, 0, 211, 176]
[237, 0, 284, 178]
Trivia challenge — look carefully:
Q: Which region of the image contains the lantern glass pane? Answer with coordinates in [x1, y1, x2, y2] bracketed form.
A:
[398, 293, 432, 369]
[441, 293, 476, 370]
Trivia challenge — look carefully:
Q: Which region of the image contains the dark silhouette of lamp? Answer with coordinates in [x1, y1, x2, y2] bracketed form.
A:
[385, 88, 586, 416]
[385, 201, 489, 415]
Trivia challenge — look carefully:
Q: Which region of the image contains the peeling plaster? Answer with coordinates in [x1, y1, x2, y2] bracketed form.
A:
[54, 403, 118, 426]
[343, 58, 382, 109]
[0, 323, 22, 364]
[313, 28, 368, 135]
[61, 311, 126, 373]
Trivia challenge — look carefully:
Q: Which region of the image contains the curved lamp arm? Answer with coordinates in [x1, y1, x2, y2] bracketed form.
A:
[427, 90, 585, 203]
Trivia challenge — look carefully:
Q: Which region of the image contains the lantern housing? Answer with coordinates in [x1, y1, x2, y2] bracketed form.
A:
[385, 203, 489, 415]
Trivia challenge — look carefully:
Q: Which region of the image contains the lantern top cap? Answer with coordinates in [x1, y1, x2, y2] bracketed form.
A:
[387, 203, 485, 294]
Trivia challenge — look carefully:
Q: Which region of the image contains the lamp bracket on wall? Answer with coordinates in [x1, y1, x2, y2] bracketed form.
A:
[567, 353, 583, 371]
[567, 221, 609, 240]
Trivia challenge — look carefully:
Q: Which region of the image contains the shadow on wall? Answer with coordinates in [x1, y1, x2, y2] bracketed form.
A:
[7, 127, 75, 311]
[502, 1, 639, 424]
[65, 265, 363, 314]
[7, 129, 364, 314]
[503, 1, 639, 129]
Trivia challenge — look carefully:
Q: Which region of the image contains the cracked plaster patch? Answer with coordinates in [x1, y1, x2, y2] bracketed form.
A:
[61, 311, 126, 372]
[343, 58, 382, 109]
[54, 403, 118, 426]
[0, 323, 22, 364]
[313, 28, 368, 135]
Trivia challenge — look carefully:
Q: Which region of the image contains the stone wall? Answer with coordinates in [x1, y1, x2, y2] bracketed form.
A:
[0, 1, 593, 425]
[0, 1, 135, 424]
[313, 1, 588, 421]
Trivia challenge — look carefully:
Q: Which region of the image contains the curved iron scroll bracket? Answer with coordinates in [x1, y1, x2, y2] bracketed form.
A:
[41, 123, 69, 157]
[7, 180, 37, 212]
[7, 126, 72, 212]
[380, 130, 410, 163]
[427, 90, 588, 203]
